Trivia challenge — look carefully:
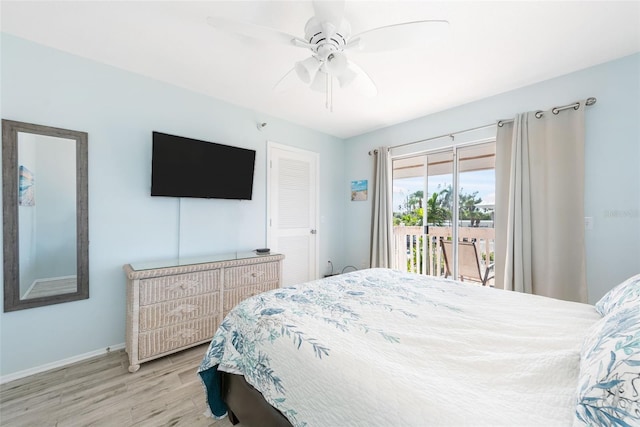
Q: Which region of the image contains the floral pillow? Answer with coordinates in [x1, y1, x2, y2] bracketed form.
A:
[574, 306, 640, 425]
[595, 273, 640, 316]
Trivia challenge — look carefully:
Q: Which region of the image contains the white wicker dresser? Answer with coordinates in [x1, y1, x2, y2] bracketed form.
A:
[123, 252, 284, 372]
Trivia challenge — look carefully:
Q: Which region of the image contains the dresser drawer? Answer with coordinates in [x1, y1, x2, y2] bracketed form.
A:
[139, 293, 220, 332]
[223, 280, 280, 315]
[138, 315, 218, 360]
[139, 270, 220, 305]
[124, 254, 283, 372]
[224, 262, 279, 289]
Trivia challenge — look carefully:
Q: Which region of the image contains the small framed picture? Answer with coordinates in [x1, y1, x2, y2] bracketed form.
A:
[351, 180, 367, 201]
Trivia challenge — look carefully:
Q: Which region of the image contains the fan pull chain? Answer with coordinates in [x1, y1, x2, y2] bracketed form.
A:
[330, 76, 333, 112]
[325, 74, 329, 110]
[324, 75, 334, 112]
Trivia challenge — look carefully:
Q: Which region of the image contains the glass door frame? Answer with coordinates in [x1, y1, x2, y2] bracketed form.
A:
[391, 136, 495, 280]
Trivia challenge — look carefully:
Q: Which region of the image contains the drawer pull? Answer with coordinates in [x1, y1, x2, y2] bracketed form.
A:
[168, 279, 199, 293]
[246, 271, 263, 279]
[168, 304, 198, 318]
[168, 329, 197, 342]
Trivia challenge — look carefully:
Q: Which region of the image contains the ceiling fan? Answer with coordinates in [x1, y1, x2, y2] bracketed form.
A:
[207, 0, 448, 108]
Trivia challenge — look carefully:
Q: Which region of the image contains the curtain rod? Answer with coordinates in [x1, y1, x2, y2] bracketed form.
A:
[368, 97, 597, 155]
[497, 97, 597, 127]
[367, 122, 494, 156]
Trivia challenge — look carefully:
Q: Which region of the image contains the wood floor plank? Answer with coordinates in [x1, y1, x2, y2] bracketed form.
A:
[0, 389, 62, 424]
[56, 402, 133, 427]
[0, 411, 59, 427]
[0, 344, 239, 426]
[0, 368, 66, 402]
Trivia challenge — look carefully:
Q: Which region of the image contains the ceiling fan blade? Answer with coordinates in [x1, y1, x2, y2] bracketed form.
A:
[273, 67, 298, 93]
[345, 61, 377, 97]
[350, 20, 449, 53]
[206, 16, 308, 48]
[312, 0, 345, 24]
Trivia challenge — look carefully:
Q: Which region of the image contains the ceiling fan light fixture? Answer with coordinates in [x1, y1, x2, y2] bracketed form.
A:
[336, 67, 357, 88]
[326, 52, 348, 75]
[310, 71, 327, 93]
[295, 56, 322, 84]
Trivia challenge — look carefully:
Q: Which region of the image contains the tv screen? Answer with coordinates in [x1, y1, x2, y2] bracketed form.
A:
[151, 132, 256, 200]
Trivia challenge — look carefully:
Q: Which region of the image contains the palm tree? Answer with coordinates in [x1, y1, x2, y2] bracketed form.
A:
[426, 192, 449, 225]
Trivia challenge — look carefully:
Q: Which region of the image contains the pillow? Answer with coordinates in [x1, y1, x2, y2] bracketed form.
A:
[574, 306, 640, 426]
[595, 273, 640, 316]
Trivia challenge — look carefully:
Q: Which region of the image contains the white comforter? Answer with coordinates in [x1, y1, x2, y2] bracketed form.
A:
[199, 268, 601, 426]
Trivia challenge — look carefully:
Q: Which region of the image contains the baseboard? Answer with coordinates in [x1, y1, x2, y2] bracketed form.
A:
[0, 342, 126, 384]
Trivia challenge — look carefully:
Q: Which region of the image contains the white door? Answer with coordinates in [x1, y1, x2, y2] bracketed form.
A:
[267, 142, 319, 286]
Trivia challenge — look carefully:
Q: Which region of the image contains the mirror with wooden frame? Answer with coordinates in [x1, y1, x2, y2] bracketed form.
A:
[2, 120, 88, 312]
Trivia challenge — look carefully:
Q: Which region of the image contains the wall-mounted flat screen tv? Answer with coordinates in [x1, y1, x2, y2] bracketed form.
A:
[151, 131, 256, 200]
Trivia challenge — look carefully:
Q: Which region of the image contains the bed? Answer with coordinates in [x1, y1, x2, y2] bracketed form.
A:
[198, 268, 640, 426]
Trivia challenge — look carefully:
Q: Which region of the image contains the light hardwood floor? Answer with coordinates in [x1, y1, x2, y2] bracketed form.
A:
[23, 277, 77, 299]
[0, 344, 237, 426]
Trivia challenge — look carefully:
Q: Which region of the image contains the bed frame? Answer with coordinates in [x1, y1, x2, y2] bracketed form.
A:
[220, 371, 293, 427]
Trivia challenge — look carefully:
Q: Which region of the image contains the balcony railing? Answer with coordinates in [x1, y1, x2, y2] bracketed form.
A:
[393, 225, 495, 279]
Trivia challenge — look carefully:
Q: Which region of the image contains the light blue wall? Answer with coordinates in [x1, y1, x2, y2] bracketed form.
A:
[343, 53, 640, 304]
[2, 32, 638, 377]
[0, 34, 345, 376]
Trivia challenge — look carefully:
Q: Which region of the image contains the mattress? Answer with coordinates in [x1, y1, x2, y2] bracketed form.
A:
[199, 268, 601, 426]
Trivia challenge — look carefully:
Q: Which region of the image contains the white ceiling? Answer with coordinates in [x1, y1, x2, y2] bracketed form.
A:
[2, 1, 639, 139]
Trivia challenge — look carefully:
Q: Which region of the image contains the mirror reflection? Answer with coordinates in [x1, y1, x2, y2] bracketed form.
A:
[3, 119, 89, 312]
[18, 132, 77, 299]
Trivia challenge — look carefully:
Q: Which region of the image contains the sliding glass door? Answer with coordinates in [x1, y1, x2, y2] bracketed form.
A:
[392, 142, 495, 284]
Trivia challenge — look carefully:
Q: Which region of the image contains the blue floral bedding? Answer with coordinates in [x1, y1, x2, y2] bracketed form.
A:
[575, 274, 640, 426]
[198, 268, 601, 426]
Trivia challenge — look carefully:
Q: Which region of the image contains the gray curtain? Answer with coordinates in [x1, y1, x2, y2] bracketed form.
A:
[370, 147, 393, 268]
[495, 104, 587, 303]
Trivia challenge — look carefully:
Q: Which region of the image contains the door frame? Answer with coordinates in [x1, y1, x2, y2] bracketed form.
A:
[391, 137, 494, 279]
[266, 141, 320, 281]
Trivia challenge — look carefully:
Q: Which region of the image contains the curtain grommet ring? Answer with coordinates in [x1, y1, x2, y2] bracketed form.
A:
[535, 111, 544, 119]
